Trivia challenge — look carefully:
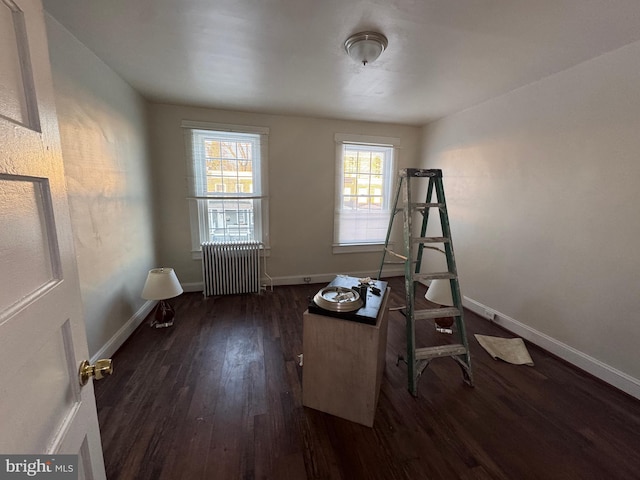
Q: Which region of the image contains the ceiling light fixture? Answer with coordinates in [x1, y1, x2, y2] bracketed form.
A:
[344, 31, 388, 66]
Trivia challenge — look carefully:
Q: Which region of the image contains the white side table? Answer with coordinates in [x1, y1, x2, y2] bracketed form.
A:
[302, 287, 390, 427]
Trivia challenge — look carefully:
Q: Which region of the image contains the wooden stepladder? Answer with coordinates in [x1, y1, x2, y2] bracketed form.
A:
[378, 168, 473, 396]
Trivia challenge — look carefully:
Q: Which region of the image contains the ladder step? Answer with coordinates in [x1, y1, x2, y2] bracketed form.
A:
[383, 261, 420, 268]
[414, 307, 461, 320]
[415, 344, 468, 360]
[412, 202, 445, 210]
[413, 236, 450, 244]
[397, 203, 445, 212]
[413, 272, 456, 281]
[400, 168, 442, 178]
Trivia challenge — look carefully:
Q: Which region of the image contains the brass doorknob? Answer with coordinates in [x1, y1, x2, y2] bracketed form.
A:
[79, 359, 113, 386]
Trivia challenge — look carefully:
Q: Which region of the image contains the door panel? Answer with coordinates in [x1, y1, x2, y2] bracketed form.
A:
[0, 175, 60, 316]
[0, 0, 39, 129]
[0, 320, 77, 452]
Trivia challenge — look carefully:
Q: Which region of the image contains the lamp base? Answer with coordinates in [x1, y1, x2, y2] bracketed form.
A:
[435, 316, 454, 335]
[150, 299, 175, 328]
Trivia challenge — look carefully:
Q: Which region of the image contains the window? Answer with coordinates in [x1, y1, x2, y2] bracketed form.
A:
[334, 134, 398, 253]
[183, 121, 269, 254]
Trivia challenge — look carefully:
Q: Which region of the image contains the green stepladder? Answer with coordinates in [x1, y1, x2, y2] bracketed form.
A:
[378, 168, 473, 396]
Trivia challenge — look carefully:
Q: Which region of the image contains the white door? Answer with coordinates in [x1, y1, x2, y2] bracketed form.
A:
[0, 1, 107, 478]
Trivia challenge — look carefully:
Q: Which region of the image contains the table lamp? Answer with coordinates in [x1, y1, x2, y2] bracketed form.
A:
[425, 278, 455, 334]
[141, 267, 183, 328]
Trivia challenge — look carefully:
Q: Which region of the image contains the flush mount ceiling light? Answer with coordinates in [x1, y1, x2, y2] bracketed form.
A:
[344, 31, 388, 66]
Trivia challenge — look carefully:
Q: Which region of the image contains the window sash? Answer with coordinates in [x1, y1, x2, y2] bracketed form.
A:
[201, 198, 262, 243]
[335, 140, 395, 246]
[189, 129, 262, 199]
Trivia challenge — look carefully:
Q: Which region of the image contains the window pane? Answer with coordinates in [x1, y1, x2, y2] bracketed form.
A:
[371, 154, 383, 174]
[208, 177, 223, 192]
[357, 154, 371, 173]
[357, 174, 371, 194]
[194, 131, 261, 198]
[342, 195, 356, 209]
[207, 198, 256, 243]
[205, 140, 220, 158]
[343, 173, 357, 189]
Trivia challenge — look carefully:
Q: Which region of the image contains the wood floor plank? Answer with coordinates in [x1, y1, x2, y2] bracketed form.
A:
[95, 277, 640, 479]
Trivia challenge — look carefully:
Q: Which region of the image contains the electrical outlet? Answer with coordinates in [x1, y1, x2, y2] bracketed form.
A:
[483, 309, 496, 321]
[303, 277, 311, 284]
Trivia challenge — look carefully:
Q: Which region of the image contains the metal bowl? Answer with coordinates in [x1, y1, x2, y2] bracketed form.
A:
[313, 286, 363, 312]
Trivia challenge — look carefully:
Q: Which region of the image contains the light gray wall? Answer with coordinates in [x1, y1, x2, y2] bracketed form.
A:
[45, 16, 157, 357]
[148, 103, 421, 286]
[420, 40, 640, 393]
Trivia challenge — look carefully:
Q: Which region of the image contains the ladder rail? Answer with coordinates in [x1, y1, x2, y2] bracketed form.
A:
[378, 175, 404, 279]
[435, 178, 472, 371]
[402, 174, 418, 394]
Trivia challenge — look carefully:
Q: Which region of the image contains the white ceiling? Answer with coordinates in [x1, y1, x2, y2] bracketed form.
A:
[42, 0, 640, 126]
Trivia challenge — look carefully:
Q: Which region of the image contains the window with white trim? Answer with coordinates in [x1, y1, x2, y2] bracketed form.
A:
[183, 121, 269, 253]
[334, 134, 398, 252]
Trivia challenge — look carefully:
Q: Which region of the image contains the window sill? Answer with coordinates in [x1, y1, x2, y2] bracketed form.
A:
[332, 243, 388, 254]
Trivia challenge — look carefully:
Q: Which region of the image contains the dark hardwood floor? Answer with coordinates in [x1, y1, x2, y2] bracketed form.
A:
[95, 277, 640, 479]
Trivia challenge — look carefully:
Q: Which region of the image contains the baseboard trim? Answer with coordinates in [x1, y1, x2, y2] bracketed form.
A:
[181, 282, 204, 293]
[463, 296, 640, 400]
[91, 300, 156, 363]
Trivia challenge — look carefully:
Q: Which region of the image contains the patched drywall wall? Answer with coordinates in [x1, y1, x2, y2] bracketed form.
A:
[45, 16, 156, 357]
[421, 40, 640, 388]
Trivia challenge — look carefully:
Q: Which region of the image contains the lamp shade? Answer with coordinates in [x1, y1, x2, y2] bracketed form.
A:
[141, 268, 183, 300]
[425, 278, 453, 306]
[344, 31, 388, 65]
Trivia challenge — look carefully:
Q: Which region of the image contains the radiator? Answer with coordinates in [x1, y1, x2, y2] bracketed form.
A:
[201, 241, 262, 296]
